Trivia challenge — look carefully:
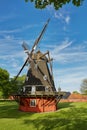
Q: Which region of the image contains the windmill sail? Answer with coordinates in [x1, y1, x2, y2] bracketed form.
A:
[14, 19, 50, 80]
[31, 18, 50, 54]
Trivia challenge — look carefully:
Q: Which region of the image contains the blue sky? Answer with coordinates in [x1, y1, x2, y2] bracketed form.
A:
[0, 0, 87, 92]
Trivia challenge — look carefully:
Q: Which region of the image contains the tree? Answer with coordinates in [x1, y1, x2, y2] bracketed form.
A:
[25, 0, 84, 10]
[80, 79, 87, 95]
[73, 91, 79, 94]
[11, 75, 26, 94]
[0, 67, 25, 98]
[0, 68, 10, 98]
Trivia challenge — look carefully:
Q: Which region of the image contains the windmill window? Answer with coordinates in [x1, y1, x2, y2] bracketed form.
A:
[30, 99, 36, 107]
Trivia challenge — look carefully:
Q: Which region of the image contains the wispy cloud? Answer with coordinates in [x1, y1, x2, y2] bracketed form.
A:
[54, 65, 87, 92]
[50, 39, 72, 63]
[0, 13, 16, 22]
[0, 29, 21, 34]
[49, 39, 87, 92]
[47, 5, 71, 24]
[47, 5, 71, 32]
[65, 16, 70, 24]
[0, 23, 39, 35]
[49, 39, 87, 64]
[40, 38, 87, 64]
[54, 12, 70, 24]
[52, 38, 73, 53]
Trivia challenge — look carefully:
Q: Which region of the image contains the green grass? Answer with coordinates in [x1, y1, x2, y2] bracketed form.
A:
[0, 101, 87, 130]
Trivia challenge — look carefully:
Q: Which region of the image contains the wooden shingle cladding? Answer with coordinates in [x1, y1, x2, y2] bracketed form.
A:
[24, 51, 56, 93]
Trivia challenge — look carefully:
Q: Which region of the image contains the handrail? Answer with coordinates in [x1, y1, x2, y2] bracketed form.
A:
[20, 91, 65, 96]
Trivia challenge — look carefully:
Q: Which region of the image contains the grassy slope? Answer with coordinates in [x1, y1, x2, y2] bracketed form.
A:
[0, 101, 87, 130]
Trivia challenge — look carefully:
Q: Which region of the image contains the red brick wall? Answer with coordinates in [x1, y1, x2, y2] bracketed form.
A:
[60, 93, 87, 102]
[60, 99, 87, 102]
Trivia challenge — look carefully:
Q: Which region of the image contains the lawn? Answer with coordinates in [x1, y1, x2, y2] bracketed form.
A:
[0, 101, 87, 130]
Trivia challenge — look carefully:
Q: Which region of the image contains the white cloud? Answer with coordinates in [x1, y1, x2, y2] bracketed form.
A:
[54, 12, 63, 19]
[65, 16, 70, 24]
[40, 39, 87, 64]
[54, 65, 87, 92]
[52, 38, 73, 53]
[46, 4, 71, 25]
[0, 13, 16, 23]
[47, 6, 71, 32]
[0, 23, 39, 35]
[48, 39, 87, 64]
[4, 35, 14, 40]
[0, 33, 31, 78]
[50, 39, 87, 92]
[0, 29, 21, 34]
[54, 12, 70, 24]
[50, 39, 72, 63]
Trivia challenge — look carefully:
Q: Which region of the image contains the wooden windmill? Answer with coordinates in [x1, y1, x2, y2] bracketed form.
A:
[14, 19, 63, 112]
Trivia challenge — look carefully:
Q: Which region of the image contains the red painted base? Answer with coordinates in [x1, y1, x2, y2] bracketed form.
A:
[19, 97, 57, 112]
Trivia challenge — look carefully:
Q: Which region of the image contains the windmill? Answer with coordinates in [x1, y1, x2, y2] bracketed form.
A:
[14, 19, 64, 112]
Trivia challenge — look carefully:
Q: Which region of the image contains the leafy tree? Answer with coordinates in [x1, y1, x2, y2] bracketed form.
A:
[0, 67, 26, 98]
[0, 68, 9, 81]
[11, 75, 26, 95]
[25, 0, 84, 10]
[0, 68, 10, 98]
[73, 91, 79, 94]
[80, 79, 87, 95]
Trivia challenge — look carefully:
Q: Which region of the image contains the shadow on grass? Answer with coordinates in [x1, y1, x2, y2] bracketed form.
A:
[24, 118, 87, 130]
[0, 101, 34, 118]
[0, 101, 73, 119]
[0, 101, 87, 130]
[24, 107, 87, 130]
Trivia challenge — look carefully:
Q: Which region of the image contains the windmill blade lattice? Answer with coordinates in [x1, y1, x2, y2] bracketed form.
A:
[31, 18, 50, 54]
[14, 57, 29, 81]
[14, 18, 50, 81]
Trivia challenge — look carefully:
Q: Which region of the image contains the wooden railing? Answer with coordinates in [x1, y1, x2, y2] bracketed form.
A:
[19, 91, 66, 97]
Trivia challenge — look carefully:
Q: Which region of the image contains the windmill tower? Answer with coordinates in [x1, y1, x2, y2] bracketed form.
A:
[14, 19, 63, 112]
